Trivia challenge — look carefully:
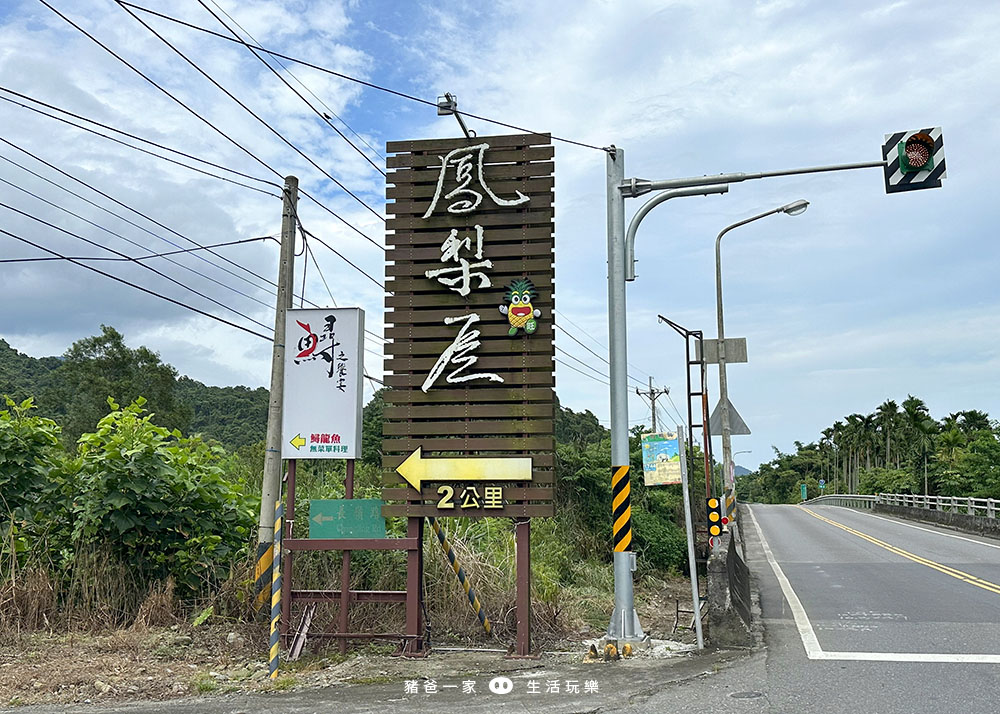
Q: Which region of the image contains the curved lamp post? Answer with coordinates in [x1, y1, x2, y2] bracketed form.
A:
[715, 200, 808, 508]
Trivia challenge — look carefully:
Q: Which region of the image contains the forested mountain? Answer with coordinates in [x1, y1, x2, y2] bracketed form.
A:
[741, 397, 1000, 503]
[0, 328, 266, 448]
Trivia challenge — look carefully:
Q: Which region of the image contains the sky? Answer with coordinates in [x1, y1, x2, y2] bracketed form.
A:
[0, 0, 997, 470]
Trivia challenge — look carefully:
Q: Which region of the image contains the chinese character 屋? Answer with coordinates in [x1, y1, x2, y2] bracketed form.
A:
[422, 144, 530, 218]
[421, 313, 503, 392]
[424, 226, 493, 297]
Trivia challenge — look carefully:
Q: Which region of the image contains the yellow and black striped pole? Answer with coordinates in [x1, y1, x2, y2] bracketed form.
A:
[612, 465, 632, 552]
[268, 500, 283, 679]
[254, 541, 274, 612]
[429, 518, 491, 635]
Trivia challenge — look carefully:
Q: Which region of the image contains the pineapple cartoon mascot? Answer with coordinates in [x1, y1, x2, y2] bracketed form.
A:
[499, 277, 541, 336]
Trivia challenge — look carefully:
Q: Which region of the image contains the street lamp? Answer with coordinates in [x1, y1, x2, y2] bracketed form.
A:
[733, 449, 751, 500]
[715, 201, 808, 511]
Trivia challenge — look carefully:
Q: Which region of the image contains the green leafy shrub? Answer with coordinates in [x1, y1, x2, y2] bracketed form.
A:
[69, 398, 255, 594]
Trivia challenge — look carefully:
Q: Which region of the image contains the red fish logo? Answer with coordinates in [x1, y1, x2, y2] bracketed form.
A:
[295, 320, 318, 358]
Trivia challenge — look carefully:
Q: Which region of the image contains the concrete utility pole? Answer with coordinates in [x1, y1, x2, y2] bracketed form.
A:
[636, 377, 669, 432]
[258, 176, 298, 549]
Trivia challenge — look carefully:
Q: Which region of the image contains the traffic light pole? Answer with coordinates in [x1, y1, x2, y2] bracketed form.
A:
[606, 148, 644, 641]
[607, 152, 892, 640]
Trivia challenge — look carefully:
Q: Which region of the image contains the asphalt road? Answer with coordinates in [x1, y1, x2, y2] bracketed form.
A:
[623, 504, 1000, 713]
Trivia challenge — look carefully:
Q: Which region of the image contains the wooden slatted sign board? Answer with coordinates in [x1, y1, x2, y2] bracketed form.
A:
[382, 133, 556, 519]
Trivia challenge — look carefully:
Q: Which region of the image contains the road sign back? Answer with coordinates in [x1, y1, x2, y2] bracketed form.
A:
[709, 397, 751, 436]
[883, 127, 946, 194]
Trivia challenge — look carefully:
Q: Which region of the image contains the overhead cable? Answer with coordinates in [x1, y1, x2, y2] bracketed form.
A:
[0, 92, 277, 196]
[0, 228, 272, 340]
[0, 200, 272, 332]
[205, 0, 386, 163]
[118, 1, 608, 152]
[0, 143, 276, 304]
[196, 0, 385, 176]
[38, 0, 382, 252]
[114, 0, 385, 221]
[0, 234, 273, 263]
[554, 357, 610, 387]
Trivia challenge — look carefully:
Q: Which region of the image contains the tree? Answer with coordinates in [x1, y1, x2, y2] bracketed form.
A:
[875, 399, 898, 468]
[48, 326, 191, 444]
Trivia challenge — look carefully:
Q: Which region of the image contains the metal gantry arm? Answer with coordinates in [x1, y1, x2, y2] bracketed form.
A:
[621, 160, 887, 198]
[624, 184, 730, 281]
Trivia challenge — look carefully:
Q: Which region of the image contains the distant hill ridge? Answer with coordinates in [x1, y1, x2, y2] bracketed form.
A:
[0, 335, 268, 449]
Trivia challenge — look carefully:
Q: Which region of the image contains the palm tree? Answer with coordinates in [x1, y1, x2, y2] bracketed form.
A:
[902, 396, 936, 494]
[876, 399, 899, 468]
[958, 410, 991, 435]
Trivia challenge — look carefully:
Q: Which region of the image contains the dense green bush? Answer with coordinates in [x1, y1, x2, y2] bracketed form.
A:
[68, 398, 256, 594]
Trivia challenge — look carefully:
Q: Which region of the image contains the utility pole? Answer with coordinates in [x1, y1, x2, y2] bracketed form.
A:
[636, 377, 669, 432]
[605, 147, 644, 642]
[256, 176, 298, 598]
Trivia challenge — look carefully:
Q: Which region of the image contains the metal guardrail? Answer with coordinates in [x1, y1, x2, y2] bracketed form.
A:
[799, 493, 998, 520]
[800, 494, 877, 509]
[877, 493, 998, 519]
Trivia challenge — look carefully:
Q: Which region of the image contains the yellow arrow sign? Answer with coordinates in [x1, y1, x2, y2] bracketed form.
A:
[289, 433, 306, 450]
[396, 447, 532, 491]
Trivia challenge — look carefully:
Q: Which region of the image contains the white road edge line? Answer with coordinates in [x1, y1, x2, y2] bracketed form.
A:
[747, 505, 1000, 664]
[746, 505, 823, 658]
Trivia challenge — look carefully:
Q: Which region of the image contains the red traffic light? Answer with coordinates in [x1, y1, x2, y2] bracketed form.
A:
[900, 132, 935, 173]
[721, 516, 730, 525]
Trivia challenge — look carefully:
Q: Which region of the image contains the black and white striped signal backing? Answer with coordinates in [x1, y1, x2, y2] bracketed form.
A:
[883, 127, 946, 194]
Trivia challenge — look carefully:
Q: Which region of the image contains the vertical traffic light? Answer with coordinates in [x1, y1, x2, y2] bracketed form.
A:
[707, 497, 727, 538]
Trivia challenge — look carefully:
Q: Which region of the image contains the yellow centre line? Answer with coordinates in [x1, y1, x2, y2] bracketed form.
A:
[800, 507, 1000, 597]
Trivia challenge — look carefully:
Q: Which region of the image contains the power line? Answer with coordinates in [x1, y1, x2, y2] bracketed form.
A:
[206, 0, 385, 163]
[554, 308, 653, 380]
[298, 223, 386, 293]
[555, 345, 612, 382]
[39, 0, 382, 253]
[0, 91, 278, 197]
[665, 392, 689, 429]
[197, 0, 386, 176]
[302, 230, 384, 346]
[119, 2, 609, 153]
[0, 200, 273, 332]
[0, 235, 274, 263]
[114, 0, 385, 222]
[0, 86, 280, 190]
[554, 357, 609, 387]
[553, 321, 646, 388]
[1, 228, 272, 341]
[0, 146, 275, 307]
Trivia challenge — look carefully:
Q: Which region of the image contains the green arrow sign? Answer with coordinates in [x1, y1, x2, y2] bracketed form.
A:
[308, 499, 386, 539]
